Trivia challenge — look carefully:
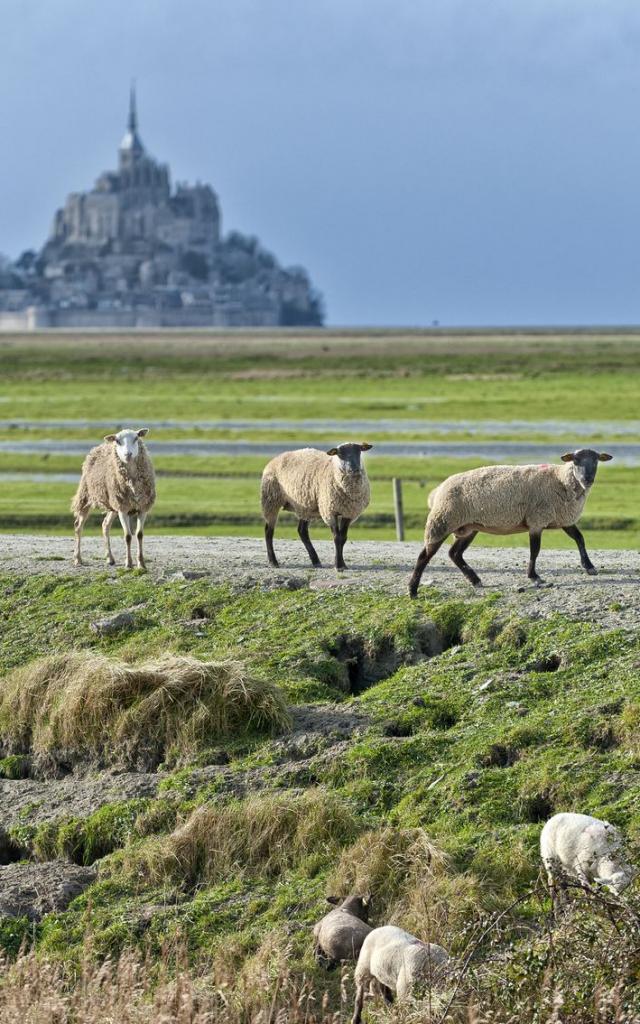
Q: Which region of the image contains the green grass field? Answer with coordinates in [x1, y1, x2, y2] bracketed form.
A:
[1, 329, 639, 545]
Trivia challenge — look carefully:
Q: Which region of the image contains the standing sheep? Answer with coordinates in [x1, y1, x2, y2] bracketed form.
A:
[72, 428, 156, 570]
[261, 443, 373, 570]
[540, 812, 636, 907]
[409, 448, 612, 595]
[313, 894, 373, 968]
[352, 925, 450, 1024]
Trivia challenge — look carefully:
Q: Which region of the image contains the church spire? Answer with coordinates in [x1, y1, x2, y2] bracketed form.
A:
[128, 82, 138, 134]
[119, 81, 144, 162]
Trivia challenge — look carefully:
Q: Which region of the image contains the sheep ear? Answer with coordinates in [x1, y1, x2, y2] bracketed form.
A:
[104, 434, 117, 443]
[326, 448, 338, 457]
[137, 428, 149, 438]
[598, 452, 613, 461]
[362, 893, 373, 908]
[326, 895, 340, 906]
[560, 452, 574, 462]
[359, 443, 373, 451]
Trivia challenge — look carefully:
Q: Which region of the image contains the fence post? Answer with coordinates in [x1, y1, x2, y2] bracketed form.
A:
[392, 478, 404, 541]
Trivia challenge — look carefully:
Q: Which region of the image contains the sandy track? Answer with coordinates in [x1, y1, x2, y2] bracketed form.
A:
[1, 534, 639, 630]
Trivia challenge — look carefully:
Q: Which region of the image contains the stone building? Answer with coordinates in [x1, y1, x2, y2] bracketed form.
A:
[0, 88, 323, 329]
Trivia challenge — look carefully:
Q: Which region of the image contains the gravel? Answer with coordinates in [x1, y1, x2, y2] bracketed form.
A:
[2, 534, 639, 631]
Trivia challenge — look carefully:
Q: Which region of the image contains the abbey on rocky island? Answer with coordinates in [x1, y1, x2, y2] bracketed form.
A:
[0, 88, 323, 329]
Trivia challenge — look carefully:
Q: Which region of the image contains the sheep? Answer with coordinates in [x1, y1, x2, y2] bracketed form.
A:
[352, 925, 450, 1024]
[408, 448, 613, 595]
[540, 812, 636, 908]
[72, 428, 156, 570]
[260, 442, 373, 570]
[313, 894, 373, 969]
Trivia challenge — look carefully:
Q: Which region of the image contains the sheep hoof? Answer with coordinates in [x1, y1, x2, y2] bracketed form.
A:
[585, 566, 598, 576]
[107, 557, 115, 566]
[74, 558, 84, 567]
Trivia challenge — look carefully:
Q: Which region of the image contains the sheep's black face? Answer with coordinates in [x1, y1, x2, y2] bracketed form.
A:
[327, 442, 373, 473]
[333, 894, 371, 921]
[561, 448, 613, 490]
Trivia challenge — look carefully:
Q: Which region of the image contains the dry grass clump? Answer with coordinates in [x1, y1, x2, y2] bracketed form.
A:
[328, 827, 481, 949]
[0, 652, 290, 769]
[132, 788, 363, 887]
[0, 945, 344, 1024]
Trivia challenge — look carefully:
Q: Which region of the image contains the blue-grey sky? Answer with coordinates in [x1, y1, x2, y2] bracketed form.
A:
[2, 0, 640, 326]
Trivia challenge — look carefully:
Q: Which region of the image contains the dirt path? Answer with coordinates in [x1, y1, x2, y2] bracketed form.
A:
[1, 534, 639, 630]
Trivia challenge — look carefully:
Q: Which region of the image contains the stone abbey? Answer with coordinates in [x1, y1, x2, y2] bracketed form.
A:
[0, 88, 323, 329]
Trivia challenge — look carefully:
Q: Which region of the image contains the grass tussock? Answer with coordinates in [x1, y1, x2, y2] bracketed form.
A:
[0, 945, 344, 1024]
[328, 828, 481, 950]
[131, 788, 363, 887]
[0, 652, 290, 769]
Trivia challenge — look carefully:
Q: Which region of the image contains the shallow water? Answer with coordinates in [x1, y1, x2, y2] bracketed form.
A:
[1, 417, 640, 436]
[1, 439, 638, 464]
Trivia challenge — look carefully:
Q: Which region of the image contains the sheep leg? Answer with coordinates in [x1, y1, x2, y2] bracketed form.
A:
[448, 531, 481, 586]
[264, 521, 279, 568]
[351, 983, 365, 1024]
[527, 531, 548, 586]
[102, 511, 117, 566]
[297, 519, 321, 567]
[73, 508, 90, 566]
[563, 525, 597, 575]
[135, 511, 147, 570]
[118, 510, 134, 569]
[333, 517, 351, 571]
[381, 983, 394, 1005]
[408, 540, 445, 597]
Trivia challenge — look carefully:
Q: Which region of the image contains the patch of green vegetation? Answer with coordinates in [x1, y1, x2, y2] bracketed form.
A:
[0, 755, 30, 779]
[30, 799, 178, 866]
[0, 568, 639, 1021]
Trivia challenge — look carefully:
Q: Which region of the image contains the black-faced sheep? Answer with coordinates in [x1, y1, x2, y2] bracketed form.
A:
[313, 894, 372, 968]
[261, 442, 372, 570]
[409, 448, 612, 595]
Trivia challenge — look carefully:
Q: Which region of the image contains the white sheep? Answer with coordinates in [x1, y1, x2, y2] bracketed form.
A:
[72, 428, 156, 569]
[352, 925, 450, 1024]
[260, 442, 372, 570]
[540, 812, 636, 906]
[409, 448, 613, 594]
[313, 894, 372, 968]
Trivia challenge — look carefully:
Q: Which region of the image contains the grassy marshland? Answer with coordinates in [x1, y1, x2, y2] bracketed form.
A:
[0, 571, 638, 1019]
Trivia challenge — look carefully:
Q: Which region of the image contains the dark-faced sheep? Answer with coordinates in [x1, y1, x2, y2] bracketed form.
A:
[409, 448, 612, 595]
[261, 442, 372, 570]
[313, 894, 372, 968]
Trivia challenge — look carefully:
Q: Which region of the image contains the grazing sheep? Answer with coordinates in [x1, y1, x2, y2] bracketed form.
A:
[352, 925, 450, 1024]
[313, 894, 373, 968]
[72, 428, 156, 569]
[409, 448, 613, 595]
[540, 812, 636, 906]
[261, 442, 373, 570]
